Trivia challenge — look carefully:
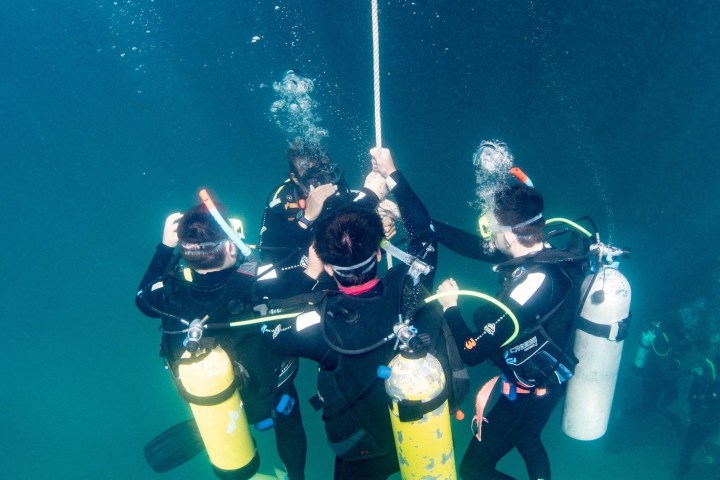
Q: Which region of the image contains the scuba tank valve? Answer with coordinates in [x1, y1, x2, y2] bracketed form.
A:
[591, 241, 631, 265]
[392, 321, 429, 354]
[184, 319, 206, 353]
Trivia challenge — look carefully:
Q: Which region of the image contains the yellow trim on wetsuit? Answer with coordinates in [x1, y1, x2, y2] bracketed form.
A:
[424, 290, 520, 347]
[270, 178, 292, 202]
[545, 217, 593, 237]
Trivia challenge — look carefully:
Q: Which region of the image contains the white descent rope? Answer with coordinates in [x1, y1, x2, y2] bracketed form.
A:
[371, 0, 392, 268]
[371, 0, 382, 149]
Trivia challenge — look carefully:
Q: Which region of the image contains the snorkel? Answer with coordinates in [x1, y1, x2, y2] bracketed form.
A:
[509, 166, 534, 187]
[199, 189, 254, 259]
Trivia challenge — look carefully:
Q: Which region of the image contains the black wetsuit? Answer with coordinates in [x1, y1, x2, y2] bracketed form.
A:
[443, 250, 581, 480]
[639, 327, 685, 413]
[260, 171, 449, 480]
[259, 178, 311, 268]
[676, 361, 720, 479]
[135, 247, 310, 480]
[258, 178, 380, 284]
[433, 220, 506, 264]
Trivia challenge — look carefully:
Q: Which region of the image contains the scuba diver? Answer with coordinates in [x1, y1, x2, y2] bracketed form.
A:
[633, 317, 690, 417]
[258, 138, 389, 284]
[259, 139, 339, 266]
[601, 317, 687, 455]
[260, 147, 467, 480]
[676, 353, 720, 479]
[430, 140, 533, 265]
[435, 184, 584, 480]
[620, 303, 716, 449]
[135, 200, 310, 480]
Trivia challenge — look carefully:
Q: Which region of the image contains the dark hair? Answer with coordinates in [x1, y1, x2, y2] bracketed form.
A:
[493, 184, 545, 247]
[177, 203, 229, 270]
[301, 162, 344, 189]
[313, 205, 384, 286]
[287, 138, 331, 177]
[303, 163, 353, 211]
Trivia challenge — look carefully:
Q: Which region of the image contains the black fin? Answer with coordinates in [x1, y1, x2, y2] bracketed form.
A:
[144, 419, 205, 473]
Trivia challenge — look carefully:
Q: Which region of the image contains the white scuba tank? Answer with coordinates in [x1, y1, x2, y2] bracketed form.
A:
[633, 329, 657, 369]
[562, 267, 631, 441]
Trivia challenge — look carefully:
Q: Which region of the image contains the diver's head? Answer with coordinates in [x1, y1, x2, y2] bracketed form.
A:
[313, 204, 384, 287]
[489, 184, 545, 254]
[287, 138, 332, 189]
[300, 162, 345, 190]
[177, 204, 237, 272]
[302, 161, 353, 214]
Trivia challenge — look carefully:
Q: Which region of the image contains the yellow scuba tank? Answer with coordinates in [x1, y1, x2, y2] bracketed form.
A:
[384, 349, 456, 479]
[562, 266, 631, 441]
[177, 345, 260, 479]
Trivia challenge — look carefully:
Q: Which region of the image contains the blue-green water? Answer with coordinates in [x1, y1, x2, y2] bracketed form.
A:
[3, 1, 719, 478]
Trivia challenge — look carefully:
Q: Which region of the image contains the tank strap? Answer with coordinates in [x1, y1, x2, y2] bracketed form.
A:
[392, 390, 448, 422]
[576, 313, 632, 341]
[178, 376, 239, 406]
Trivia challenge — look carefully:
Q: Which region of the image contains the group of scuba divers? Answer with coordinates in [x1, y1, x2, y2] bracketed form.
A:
[630, 309, 720, 479]
[136, 139, 643, 480]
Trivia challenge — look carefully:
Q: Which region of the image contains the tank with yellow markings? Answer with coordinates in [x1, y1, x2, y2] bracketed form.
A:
[385, 351, 456, 479]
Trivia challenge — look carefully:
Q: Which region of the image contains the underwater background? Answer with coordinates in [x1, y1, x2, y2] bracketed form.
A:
[3, 0, 719, 478]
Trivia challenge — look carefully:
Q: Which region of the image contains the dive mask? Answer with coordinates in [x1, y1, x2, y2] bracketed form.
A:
[478, 212, 493, 240]
[300, 162, 343, 189]
[479, 211, 543, 239]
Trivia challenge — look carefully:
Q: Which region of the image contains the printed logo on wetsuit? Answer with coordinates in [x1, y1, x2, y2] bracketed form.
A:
[511, 266, 526, 279]
[508, 336, 538, 355]
[464, 314, 506, 350]
[271, 323, 291, 339]
[261, 323, 291, 339]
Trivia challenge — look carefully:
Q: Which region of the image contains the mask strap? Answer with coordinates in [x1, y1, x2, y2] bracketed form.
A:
[495, 213, 543, 233]
[331, 252, 377, 278]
